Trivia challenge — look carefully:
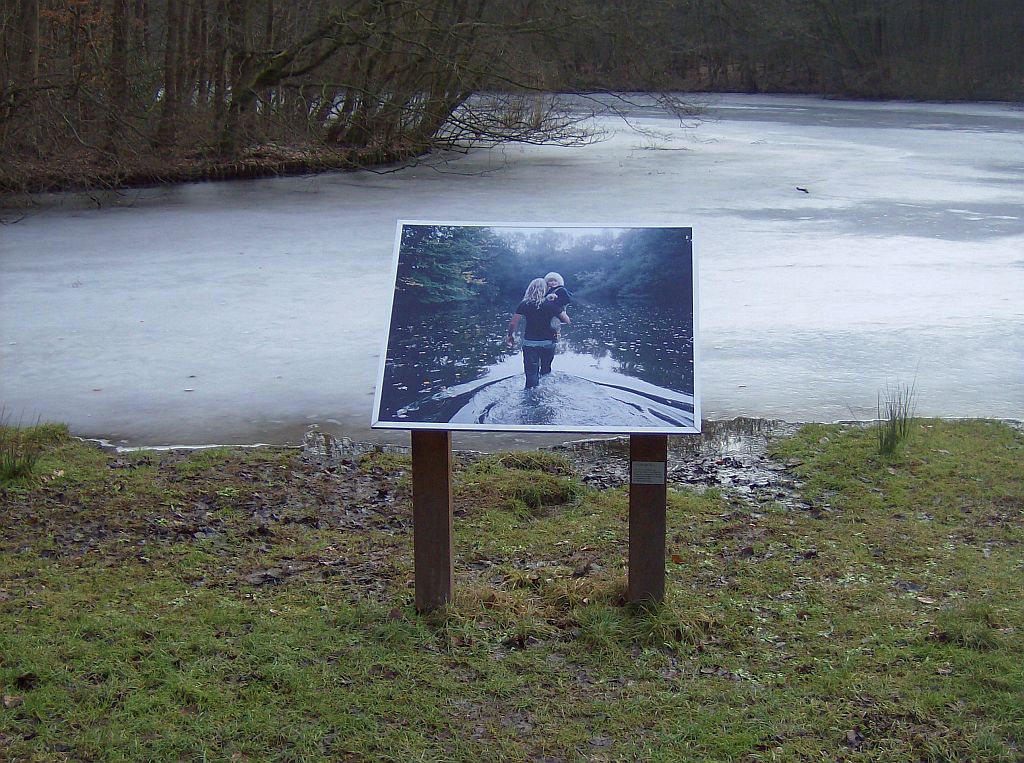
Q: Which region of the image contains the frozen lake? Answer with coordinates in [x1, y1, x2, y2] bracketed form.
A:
[1, 94, 1022, 448]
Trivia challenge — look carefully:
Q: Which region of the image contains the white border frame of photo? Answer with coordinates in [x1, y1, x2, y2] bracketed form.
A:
[370, 221, 701, 435]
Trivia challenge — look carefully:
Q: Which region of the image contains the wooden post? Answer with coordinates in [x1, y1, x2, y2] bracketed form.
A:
[411, 430, 454, 612]
[628, 434, 668, 605]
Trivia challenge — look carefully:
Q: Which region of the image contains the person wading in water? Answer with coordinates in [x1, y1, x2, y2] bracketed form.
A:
[505, 277, 569, 389]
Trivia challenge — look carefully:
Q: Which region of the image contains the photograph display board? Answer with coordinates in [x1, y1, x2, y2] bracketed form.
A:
[371, 222, 699, 434]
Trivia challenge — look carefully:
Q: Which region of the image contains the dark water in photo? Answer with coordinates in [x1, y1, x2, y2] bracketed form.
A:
[378, 300, 695, 426]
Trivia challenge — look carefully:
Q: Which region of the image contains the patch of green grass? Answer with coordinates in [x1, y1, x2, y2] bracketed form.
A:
[1, 421, 1021, 761]
[459, 452, 587, 517]
[358, 448, 411, 475]
[471, 450, 574, 475]
[933, 602, 1010, 651]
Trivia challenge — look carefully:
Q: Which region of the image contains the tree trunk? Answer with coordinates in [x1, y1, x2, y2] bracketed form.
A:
[134, 0, 150, 52]
[210, 0, 227, 121]
[175, 0, 193, 111]
[216, 0, 251, 155]
[263, 0, 275, 121]
[106, 0, 132, 153]
[196, 0, 209, 105]
[15, 0, 40, 86]
[156, 0, 181, 146]
[183, 0, 204, 109]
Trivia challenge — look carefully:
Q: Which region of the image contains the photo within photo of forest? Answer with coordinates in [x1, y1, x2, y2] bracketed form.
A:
[372, 224, 698, 433]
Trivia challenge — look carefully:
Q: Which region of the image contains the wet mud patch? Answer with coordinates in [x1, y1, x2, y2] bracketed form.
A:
[549, 417, 808, 508]
[1, 437, 418, 600]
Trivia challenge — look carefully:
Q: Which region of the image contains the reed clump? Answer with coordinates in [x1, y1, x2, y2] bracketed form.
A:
[876, 381, 917, 456]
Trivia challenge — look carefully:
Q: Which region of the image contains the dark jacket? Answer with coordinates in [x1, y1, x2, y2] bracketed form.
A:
[515, 300, 563, 341]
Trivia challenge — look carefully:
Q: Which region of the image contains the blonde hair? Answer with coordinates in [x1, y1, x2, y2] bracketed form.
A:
[523, 277, 547, 306]
[544, 272, 564, 287]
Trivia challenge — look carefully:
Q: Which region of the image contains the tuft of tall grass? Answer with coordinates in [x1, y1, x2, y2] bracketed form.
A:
[1, 427, 41, 482]
[876, 381, 917, 456]
[0, 412, 68, 482]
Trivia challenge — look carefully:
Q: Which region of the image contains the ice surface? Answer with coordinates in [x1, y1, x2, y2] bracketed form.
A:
[1, 94, 1022, 448]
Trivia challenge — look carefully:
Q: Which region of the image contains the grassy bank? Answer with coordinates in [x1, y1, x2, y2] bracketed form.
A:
[1, 420, 1022, 761]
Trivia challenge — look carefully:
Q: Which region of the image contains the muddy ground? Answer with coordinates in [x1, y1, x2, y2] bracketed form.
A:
[304, 417, 810, 505]
[0, 419, 847, 604]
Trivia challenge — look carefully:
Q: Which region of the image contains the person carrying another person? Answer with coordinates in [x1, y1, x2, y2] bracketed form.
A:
[506, 277, 570, 389]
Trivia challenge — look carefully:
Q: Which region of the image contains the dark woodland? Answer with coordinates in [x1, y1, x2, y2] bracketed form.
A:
[3, 0, 1022, 193]
[394, 225, 693, 308]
